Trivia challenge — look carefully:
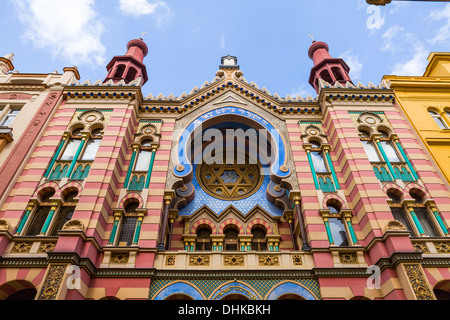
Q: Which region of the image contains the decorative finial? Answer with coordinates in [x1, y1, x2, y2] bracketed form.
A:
[140, 31, 148, 39]
[308, 34, 315, 42]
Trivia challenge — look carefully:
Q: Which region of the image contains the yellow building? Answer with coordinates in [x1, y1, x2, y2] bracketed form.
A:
[384, 52, 450, 186]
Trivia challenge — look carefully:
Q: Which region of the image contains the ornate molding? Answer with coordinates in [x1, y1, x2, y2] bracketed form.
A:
[258, 255, 280, 266]
[38, 242, 56, 253]
[189, 255, 210, 267]
[339, 252, 357, 264]
[292, 255, 303, 266]
[0, 93, 32, 100]
[38, 264, 68, 300]
[403, 264, 434, 300]
[223, 255, 245, 267]
[434, 242, 450, 254]
[165, 255, 176, 266]
[62, 219, 85, 232]
[110, 252, 130, 264]
[412, 242, 429, 254]
[11, 241, 33, 253]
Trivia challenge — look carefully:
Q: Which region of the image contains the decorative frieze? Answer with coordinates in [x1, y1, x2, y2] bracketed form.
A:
[11, 242, 33, 253]
[38, 242, 56, 253]
[292, 255, 303, 266]
[404, 264, 434, 300]
[339, 252, 357, 264]
[223, 255, 244, 267]
[189, 255, 210, 266]
[38, 264, 68, 300]
[165, 255, 176, 266]
[434, 242, 450, 254]
[110, 252, 130, 264]
[412, 242, 429, 253]
[258, 255, 279, 266]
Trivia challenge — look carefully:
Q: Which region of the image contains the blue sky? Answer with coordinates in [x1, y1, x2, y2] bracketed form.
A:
[1, 0, 450, 98]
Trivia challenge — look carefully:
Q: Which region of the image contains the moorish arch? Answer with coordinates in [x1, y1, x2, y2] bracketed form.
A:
[0, 280, 37, 300]
[153, 282, 204, 300]
[210, 281, 261, 300]
[266, 281, 318, 300]
[433, 280, 450, 300]
[167, 105, 298, 223]
[171, 107, 292, 186]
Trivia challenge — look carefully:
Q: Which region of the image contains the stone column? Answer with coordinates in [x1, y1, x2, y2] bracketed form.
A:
[40, 200, 62, 235]
[157, 190, 175, 251]
[16, 199, 38, 234]
[124, 143, 140, 189]
[108, 210, 124, 245]
[289, 191, 311, 250]
[342, 209, 358, 245]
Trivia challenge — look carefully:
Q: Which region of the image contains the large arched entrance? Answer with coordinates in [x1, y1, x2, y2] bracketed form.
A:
[0, 280, 37, 300]
[434, 280, 450, 300]
[277, 293, 305, 300]
[165, 294, 194, 300]
[221, 294, 250, 300]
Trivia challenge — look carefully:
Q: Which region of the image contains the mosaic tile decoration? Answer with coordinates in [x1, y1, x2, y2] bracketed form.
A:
[148, 277, 321, 300]
[179, 165, 283, 217]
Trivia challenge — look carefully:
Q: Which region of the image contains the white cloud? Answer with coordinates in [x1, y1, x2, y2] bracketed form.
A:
[14, 0, 106, 67]
[119, 0, 172, 26]
[429, 4, 450, 44]
[381, 25, 404, 52]
[339, 50, 363, 80]
[220, 36, 226, 49]
[391, 45, 428, 76]
[379, 24, 428, 76]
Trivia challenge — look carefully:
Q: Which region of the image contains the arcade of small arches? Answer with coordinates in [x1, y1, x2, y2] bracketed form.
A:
[1, 279, 449, 300]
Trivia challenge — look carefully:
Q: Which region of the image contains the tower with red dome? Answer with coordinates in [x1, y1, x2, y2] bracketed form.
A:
[308, 40, 352, 93]
[104, 38, 149, 85]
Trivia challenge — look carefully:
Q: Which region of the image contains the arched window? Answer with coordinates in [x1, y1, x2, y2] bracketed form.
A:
[134, 140, 153, 172]
[361, 140, 381, 162]
[310, 145, 328, 173]
[429, 111, 448, 129]
[387, 191, 414, 235]
[125, 67, 138, 83]
[224, 225, 239, 251]
[60, 128, 83, 161]
[327, 204, 349, 247]
[319, 70, 333, 84]
[195, 227, 212, 251]
[25, 191, 55, 236]
[331, 67, 344, 81]
[80, 128, 102, 161]
[380, 140, 401, 163]
[113, 64, 126, 78]
[251, 227, 267, 251]
[50, 190, 77, 236]
[117, 202, 139, 246]
[410, 191, 439, 237]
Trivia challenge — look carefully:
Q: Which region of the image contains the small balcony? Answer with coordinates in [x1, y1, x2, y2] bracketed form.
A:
[154, 251, 315, 270]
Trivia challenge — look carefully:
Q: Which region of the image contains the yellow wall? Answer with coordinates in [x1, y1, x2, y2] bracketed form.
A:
[384, 52, 450, 186]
